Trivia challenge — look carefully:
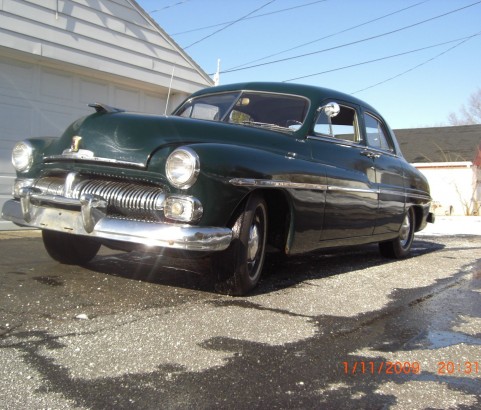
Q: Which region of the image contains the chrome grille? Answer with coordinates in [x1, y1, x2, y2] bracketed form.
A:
[78, 180, 164, 212]
[32, 175, 165, 217]
[33, 176, 65, 196]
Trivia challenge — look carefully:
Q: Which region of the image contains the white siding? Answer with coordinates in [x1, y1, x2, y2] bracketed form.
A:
[0, 0, 212, 94]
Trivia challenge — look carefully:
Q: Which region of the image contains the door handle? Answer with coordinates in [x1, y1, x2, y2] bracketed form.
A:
[360, 150, 381, 159]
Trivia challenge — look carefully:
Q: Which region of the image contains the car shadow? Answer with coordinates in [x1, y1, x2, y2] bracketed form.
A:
[85, 239, 445, 296]
[86, 249, 216, 293]
[252, 239, 445, 296]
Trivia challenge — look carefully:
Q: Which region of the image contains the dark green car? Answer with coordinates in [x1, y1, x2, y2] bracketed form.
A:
[2, 82, 434, 295]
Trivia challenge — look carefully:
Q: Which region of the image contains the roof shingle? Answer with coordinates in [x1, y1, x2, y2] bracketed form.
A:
[393, 124, 481, 163]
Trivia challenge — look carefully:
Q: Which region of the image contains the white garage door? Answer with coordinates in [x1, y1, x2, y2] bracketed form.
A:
[0, 55, 170, 229]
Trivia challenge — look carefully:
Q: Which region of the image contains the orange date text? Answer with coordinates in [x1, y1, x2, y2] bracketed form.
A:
[342, 361, 421, 375]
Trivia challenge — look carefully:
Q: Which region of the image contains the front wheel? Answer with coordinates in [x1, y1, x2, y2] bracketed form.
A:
[379, 207, 415, 259]
[211, 192, 268, 296]
[42, 230, 101, 265]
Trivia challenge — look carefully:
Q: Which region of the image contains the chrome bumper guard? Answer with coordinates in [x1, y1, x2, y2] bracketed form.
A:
[2, 189, 232, 251]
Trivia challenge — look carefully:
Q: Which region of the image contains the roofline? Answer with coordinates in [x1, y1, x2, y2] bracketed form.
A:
[394, 124, 481, 132]
[126, 0, 214, 87]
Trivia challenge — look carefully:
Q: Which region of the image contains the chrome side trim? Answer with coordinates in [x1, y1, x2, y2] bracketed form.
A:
[378, 189, 408, 197]
[327, 186, 376, 195]
[230, 178, 328, 191]
[405, 191, 432, 201]
[43, 154, 145, 168]
[229, 178, 431, 201]
[1, 199, 232, 252]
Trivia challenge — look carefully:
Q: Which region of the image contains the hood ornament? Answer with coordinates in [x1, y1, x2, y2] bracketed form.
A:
[71, 136, 82, 153]
[60, 136, 94, 159]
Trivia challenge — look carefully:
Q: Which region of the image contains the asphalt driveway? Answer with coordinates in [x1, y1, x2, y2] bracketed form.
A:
[1, 230, 480, 409]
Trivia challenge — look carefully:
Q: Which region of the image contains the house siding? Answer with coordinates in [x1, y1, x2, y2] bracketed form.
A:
[0, 0, 212, 94]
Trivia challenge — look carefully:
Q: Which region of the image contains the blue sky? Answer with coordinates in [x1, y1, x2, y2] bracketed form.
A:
[137, 0, 481, 129]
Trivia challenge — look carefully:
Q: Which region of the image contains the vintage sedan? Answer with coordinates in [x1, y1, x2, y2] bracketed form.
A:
[2, 82, 434, 295]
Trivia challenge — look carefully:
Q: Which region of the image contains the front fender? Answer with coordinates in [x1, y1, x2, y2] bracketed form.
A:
[184, 143, 326, 230]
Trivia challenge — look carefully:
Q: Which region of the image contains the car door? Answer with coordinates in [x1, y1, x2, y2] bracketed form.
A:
[361, 111, 406, 235]
[309, 101, 377, 240]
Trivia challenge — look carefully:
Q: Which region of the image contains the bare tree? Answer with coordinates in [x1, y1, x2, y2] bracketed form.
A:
[448, 88, 481, 125]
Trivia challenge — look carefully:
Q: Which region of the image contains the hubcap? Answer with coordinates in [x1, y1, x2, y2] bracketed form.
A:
[399, 213, 411, 247]
[247, 224, 260, 262]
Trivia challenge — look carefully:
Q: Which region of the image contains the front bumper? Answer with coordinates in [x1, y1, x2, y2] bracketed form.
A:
[2, 198, 232, 252]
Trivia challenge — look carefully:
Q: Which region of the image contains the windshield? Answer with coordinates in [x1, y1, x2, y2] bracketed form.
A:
[174, 91, 309, 134]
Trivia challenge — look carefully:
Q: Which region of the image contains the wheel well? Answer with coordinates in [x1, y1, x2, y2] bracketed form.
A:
[261, 190, 291, 253]
[228, 189, 291, 253]
[412, 205, 424, 232]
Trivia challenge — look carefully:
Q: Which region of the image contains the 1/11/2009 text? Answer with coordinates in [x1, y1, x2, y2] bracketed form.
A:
[343, 361, 480, 375]
[342, 361, 420, 375]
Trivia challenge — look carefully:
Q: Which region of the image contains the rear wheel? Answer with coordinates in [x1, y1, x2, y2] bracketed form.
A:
[211, 192, 268, 295]
[379, 207, 415, 259]
[42, 230, 101, 265]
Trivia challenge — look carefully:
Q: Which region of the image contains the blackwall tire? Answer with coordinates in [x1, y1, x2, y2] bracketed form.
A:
[211, 192, 268, 296]
[42, 230, 101, 265]
[379, 207, 415, 259]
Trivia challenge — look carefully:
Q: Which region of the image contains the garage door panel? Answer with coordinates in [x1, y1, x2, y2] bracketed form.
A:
[0, 102, 32, 138]
[0, 147, 15, 173]
[0, 57, 34, 97]
[114, 86, 141, 112]
[39, 68, 75, 104]
[144, 92, 166, 115]
[37, 106, 85, 136]
[79, 78, 109, 105]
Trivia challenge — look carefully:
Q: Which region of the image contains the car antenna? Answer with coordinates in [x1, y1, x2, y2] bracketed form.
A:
[213, 59, 221, 86]
[164, 65, 175, 116]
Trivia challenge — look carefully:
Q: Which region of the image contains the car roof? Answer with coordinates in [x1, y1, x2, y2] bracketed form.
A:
[190, 82, 379, 114]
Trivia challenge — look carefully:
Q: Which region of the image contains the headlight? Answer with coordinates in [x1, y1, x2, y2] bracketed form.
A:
[12, 141, 34, 172]
[165, 147, 200, 189]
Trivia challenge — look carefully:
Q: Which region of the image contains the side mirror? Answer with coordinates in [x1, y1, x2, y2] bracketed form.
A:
[321, 102, 340, 118]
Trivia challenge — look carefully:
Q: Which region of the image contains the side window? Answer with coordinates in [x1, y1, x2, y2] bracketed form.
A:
[363, 113, 393, 151]
[314, 104, 360, 143]
[179, 103, 220, 121]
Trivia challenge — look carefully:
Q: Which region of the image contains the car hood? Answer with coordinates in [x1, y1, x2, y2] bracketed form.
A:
[48, 112, 292, 167]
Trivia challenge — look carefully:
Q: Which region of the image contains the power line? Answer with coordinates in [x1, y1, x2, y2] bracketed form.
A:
[351, 31, 481, 94]
[214, 0, 481, 75]
[171, 0, 328, 36]
[149, 0, 190, 14]
[184, 0, 277, 50]
[228, 0, 430, 71]
[282, 34, 481, 82]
